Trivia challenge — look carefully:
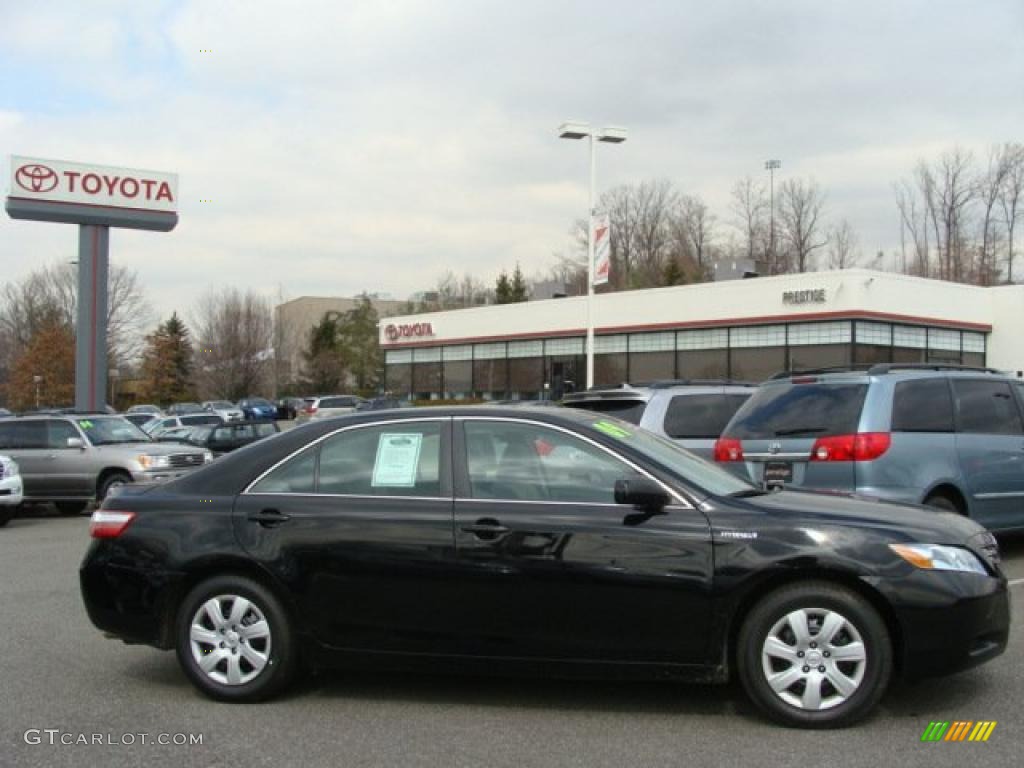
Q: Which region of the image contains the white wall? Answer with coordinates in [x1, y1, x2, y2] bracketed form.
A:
[380, 269, 1000, 348]
[987, 286, 1024, 375]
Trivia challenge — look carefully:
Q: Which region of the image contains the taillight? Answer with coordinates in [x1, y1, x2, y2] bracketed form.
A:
[714, 437, 744, 462]
[307, 405, 317, 414]
[810, 432, 891, 462]
[89, 510, 136, 539]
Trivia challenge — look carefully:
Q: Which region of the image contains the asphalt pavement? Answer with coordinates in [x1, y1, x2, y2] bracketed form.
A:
[1, 511, 1022, 768]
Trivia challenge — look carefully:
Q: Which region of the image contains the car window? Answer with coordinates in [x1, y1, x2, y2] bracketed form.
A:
[0, 421, 47, 449]
[249, 449, 317, 494]
[320, 396, 357, 408]
[663, 394, 751, 439]
[562, 398, 647, 425]
[181, 415, 222, 425]
[464, 421, 637, 503]
[953, 380, 1023, 435]
[725, 382, 868, 439]
[212, 427, 233, 442]
[317, 422, 443, 496]
[254, 423, 278, 437]
[891, 378, 954, 432]
[46, 420, 81, 448]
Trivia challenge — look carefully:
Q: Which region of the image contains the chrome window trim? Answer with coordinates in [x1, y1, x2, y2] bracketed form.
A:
[456, 415, 693, 508]
[243, 492, 451, 502]
[242, 416, 451, 495]
[974, 491, 1024, 500]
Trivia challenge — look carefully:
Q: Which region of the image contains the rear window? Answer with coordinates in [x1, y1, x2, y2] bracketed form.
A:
[181, 414, 222, 426]
[562, 398, 647, 425]
[320, 397, 358, 408]
[725, 382, 868, 439]
[663, 394, 751, 439]
[891, 378, 954, 432]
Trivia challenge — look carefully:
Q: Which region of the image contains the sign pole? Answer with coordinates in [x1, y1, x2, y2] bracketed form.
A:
[585, 133, 596, 390]
[75, 224, 110, 412]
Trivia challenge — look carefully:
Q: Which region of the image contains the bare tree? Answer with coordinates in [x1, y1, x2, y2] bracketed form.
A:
[730, 176, 768, 267]
[191, 288, 274, 400]
[976, 145, 1012, 285]
[915, 149, 976, 282]
[895, 179, 931, 276]
[676, 194, 716, 273]
[777, 178, 828, 273]
[827, 219, 860, 269]
[999, 142, 1024, 282]
[0, 262, 149, 366]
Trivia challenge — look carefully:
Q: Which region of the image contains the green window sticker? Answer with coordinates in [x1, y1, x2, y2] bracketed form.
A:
[79, 420, 94, 429]
[593, 420, 631, 439]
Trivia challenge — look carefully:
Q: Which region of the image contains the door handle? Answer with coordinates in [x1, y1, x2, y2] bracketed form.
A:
[247, 509, 291, 527]
[461, 518, 510, 540]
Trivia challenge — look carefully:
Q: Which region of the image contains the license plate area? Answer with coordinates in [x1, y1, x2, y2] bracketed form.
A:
[763, 461, 793, 488]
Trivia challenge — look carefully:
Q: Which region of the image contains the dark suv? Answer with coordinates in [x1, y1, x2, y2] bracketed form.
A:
[562, 380, 755, 460]
[716, 364, 1024, 532]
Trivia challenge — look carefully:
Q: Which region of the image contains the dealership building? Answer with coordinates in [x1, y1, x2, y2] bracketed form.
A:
[379, 269, 1024, 400]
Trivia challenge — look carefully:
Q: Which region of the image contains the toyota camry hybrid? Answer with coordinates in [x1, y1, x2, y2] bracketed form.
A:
[80, 407, 1009, 728]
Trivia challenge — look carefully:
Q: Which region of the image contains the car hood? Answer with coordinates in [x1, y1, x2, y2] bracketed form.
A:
[93, 442, 206, 456]
[736, 488, 985, 545]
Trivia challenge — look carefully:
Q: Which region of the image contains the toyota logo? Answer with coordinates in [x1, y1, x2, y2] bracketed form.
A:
[385, 324, 399, 341]
[14, 163, 59, 193]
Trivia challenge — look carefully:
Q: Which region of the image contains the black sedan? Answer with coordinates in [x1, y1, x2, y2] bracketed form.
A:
[80, 407, 1009, 727]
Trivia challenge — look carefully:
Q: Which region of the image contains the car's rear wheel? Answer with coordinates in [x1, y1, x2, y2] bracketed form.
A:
[175, 576, 296, 702]
[737, 581, 892, 728]
[923, 492, 963, 515]
[55, 501, 89, 516]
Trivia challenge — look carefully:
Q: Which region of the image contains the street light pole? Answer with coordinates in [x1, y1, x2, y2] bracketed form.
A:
[559, 122, 627, 389]
[765, 159, 781, 272]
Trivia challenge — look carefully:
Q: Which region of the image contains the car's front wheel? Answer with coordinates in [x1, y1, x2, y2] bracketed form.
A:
[737, 581, 892, 728]
[175, 576, 296, 702]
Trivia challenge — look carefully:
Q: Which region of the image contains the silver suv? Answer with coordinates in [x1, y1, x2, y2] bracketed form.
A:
[561, 380, 755, 460]
[0, 414, 211, 515]
[716, 364, 1024, 532]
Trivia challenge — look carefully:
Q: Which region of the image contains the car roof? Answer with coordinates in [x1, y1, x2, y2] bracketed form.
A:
[564, 380, 756, 403]
[765, 364, 1014, 384]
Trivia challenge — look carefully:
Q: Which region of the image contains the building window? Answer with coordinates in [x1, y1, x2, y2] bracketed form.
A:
[544, 337, 584, 356]
[473, 359, 508, 399]
[385, 364, 412, 398]
[442, 361, 472, 399]
[787, 322, 851, 346]
[508, 357, 544, 399]
[412, 363, 442, 399]
[441, 345, 473, 361]
[474, 342, 506, 360]
[629, 332, 675, 352]
[594, 354, 627, 387]
[730, 325, 785, 381]
[855, 322, 892, 346]
[677, 349, 728, 379]
[630, 352, 675, 383]
[508, 340, 544, 358]
[677, 328, 728, 350]
[730, 325, 786, 348]
[893, 325, 926, 363]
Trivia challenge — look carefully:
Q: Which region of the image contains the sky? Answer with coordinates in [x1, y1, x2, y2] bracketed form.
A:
[1, 0, 1022, 324]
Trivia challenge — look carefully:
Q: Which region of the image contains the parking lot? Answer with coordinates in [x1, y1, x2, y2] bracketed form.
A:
[2, 510, 1021, 768]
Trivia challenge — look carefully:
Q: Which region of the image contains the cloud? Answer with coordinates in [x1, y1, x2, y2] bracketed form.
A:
[2, 0, 1023, 324]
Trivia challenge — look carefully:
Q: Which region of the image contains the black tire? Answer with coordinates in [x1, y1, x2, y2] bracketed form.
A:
[55, 501, 89, 516]
[737, 581, 892, 728]
[175, 575, 296, 702]
[97, 471, 132, 502]
[0, 506, 12, 527]
[923, 492, 962, 515]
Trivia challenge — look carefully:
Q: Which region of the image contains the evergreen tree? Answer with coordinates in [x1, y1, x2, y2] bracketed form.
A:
[301, 312, 345, 394]
[139, 313, 194, 405]
[494, 271, 512, 304]
[337, 294, 382, 395]
[509, 264, 528, 302]
[662, 258, 684, 286]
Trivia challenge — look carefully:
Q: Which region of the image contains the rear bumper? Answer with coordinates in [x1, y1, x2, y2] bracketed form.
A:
[869, 572, 1010, 679]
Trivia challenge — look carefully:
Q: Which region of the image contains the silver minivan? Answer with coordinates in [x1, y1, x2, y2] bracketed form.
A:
[716, 364, 1024, 532]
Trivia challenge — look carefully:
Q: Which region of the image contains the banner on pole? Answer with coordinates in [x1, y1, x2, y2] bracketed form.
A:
[592, 212, 611, 286]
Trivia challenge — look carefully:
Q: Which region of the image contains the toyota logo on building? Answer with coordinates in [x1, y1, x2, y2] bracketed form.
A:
[385, 322, 435, 341]
[14, 163, 59, 193]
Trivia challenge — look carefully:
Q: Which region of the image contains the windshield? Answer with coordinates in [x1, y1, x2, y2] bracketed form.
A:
[77, 417, 151, 445]
[581, 415, 753, 497]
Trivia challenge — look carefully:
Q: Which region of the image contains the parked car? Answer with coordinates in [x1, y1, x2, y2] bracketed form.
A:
[167, 402, 205, 416]
[237, 398, 278, 421]
[275, 397, 305, 420]
[81, 406, 1008, 726]
[298, 395, 365, 423]
[0, 408, 13, 418]
[715, 364, 1024, 532]
[127, 404, 163, 417]
[563, 380, 755, 460]
[144, 414, 224, 438]
[167, 420, 281, 456]
[0, 414, 210, 514]
[0, 454, 23, 527]
[202, 400, 245, 423]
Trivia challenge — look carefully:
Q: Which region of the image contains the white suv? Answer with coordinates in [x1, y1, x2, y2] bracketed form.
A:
[0, 454, 24, 527]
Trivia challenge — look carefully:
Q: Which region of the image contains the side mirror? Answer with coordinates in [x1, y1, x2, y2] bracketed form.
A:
[67, 437, 85, 450]
[614, 476, 670, 512]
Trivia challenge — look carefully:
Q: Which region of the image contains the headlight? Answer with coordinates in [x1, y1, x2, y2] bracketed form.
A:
[138, 454, 172, 470]
[203, 451, 214, 464]
[889, 543, 989, 575]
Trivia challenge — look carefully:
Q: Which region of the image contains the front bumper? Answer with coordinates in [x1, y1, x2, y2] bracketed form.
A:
[131, 469, 197, 485]
[868, 570, 1010, 680]
[0, 474, 23, 505]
